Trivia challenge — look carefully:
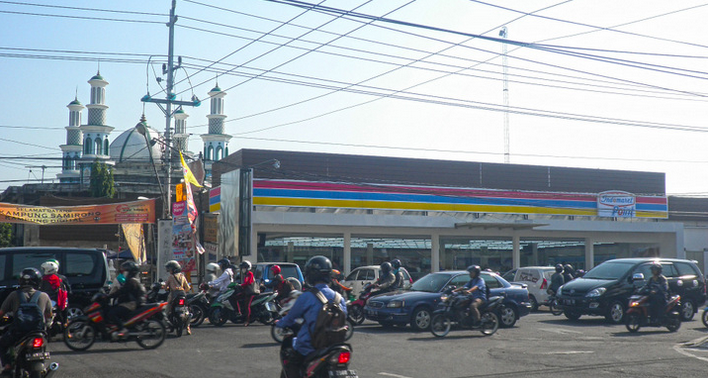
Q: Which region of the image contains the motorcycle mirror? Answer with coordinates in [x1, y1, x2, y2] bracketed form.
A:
[631, 273, 645, 282]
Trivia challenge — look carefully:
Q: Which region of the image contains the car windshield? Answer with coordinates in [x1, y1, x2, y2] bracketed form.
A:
[584, 261, 635, 280]
[410, 273, 451, 293]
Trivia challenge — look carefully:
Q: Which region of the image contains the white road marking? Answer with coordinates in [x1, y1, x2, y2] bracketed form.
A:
[674, 335, 708, 362]
[544, 351, 594, 355]
[379, 372, 413, 378]
[538, 327, 583, 335]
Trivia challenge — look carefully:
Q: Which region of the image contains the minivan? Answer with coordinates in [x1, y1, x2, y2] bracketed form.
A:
[557, 258, 706, 324]
[0, 247, 111, 319]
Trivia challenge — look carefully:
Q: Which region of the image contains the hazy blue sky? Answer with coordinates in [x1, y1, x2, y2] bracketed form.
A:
[2, 0, 708, 195]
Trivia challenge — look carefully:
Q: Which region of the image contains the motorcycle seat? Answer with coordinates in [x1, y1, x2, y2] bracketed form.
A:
[478, 296, 502, 310]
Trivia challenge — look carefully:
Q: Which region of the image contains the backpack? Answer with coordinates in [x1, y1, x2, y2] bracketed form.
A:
[15, 291, 45, 333]
[309, 288, 347, 350]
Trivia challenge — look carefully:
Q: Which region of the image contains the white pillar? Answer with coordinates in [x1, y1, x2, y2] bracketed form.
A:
[366, 243, 373, 266]
[287, 242, 294, 263]
[343, 232, 351, 275]
[585, 237, 595, 270]
[431, 233, 440, 273]
[512, 234, 520, 269]
[248, 226, 258, 263]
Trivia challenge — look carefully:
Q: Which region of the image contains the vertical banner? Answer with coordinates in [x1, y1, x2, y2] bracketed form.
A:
[121, 223, 146, 263]
[219, 169, 240, 258]
[157, 219, 172, 282]
[238, 169, 252, 257]
[172, 201, 196, 275]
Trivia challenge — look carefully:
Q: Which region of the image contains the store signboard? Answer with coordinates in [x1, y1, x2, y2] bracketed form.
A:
[597, 191, 636, 218]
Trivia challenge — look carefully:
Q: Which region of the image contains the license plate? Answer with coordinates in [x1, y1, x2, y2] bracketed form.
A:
[328, 370, 358, 378]
[563, 299, 575, 305]
[27, 352, 50, 361]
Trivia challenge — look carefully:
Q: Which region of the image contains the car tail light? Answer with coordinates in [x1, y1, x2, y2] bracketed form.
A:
[540, 278, 547, 290]
[178, 298, 185, 306]
[337, 351, 351, 364]
[32, 337, 44, 348]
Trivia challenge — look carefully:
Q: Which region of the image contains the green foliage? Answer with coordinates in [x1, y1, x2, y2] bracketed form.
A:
[89, 161, 115, 198]
[0, 223, 12, 247]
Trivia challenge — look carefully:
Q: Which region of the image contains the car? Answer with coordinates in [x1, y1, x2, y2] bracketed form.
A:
[363, 270, 531, 331]
[505, 266, 556, 311]
[0, 247, 111, 319]
[253, 262, 304, 290]
[557, 258, 707, 324]
[341, 265, 413, 295]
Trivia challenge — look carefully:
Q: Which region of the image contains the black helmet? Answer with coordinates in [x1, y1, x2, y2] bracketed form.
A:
[576, 269, 585, 278]
[165, 260, 181, 274]
[120, 261, 140, 278]
[466, 265, 481, 276]
[240, 261, 252, 271]
[304, 255, 332, 286]
[380, 262, 392, 275]
[650, 261, 663, 274]
[391, 259, 401, 270]
[564, 264, 574, 273]
[217, 258, 230, 271]
[19, 267, 41, 289]
[555, 264, 563, 273]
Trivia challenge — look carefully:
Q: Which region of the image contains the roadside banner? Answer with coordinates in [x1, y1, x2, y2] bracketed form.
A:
[0, 199, 156, 225]
[121, 223, 146, 263]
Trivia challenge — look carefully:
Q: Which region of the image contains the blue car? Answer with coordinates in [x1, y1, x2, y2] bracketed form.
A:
[364, 271, 531, 331]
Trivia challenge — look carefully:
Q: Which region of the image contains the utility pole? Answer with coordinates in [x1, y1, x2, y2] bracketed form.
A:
[500, 26, 510, 164]
[25, 165, 48, 184]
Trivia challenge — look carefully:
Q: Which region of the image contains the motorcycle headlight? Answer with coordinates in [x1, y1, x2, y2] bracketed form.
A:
[585, 288, 606, 298]
[440, 295, 449, 302]
[387, 300, 404, 308]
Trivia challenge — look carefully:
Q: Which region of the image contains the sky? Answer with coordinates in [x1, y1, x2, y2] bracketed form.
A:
[2, 0, 708, 196]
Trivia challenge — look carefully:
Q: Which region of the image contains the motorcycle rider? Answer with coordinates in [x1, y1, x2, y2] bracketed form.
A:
[563, 264, 575, 283]
[329, 269, 352, 297]
[204, 263, 221, 298]
[106, 261, 146, 338]
[266, 265, 294, 305]
[369, 262, 396, 297]
[275, 256, 347, 378]
[164, 260, 192, 335]
[206, 258, 234, 296]
[0, 268, 52, 376]
[391, 259, 405, 289]
[452, 265, 486, 325]
[643, 261, 669, 325]
[547, 264, 565, 296]
[233, 261, 256, 326]
[39, 260, 69, 326]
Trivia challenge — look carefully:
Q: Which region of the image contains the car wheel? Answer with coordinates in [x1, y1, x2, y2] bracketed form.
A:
[410, 307, 432, 332]
[681, 299, 695, 321]
[605, 300, 625, 324]
[498, 305, 517, 328]
[528, 295, 539, 312]
[564, 310, 581, 321]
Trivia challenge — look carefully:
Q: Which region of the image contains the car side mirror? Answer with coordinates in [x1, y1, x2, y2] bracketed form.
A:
[631, 273, 645, 282]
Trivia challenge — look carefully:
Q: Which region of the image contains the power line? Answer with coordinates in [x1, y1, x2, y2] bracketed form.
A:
[0, 9, 164, 24]
[0, 1, 166, 17]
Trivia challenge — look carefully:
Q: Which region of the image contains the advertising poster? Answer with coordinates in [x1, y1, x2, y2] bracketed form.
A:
[0, 199, 156, 225]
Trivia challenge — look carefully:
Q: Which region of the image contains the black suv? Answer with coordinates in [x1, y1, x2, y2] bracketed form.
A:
[557, 258, 706, 324]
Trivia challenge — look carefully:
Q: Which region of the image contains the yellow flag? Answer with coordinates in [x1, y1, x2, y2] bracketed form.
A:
[180, 152, 203, 188]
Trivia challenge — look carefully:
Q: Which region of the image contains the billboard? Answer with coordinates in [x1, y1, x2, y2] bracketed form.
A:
[0, 199, 156, 225]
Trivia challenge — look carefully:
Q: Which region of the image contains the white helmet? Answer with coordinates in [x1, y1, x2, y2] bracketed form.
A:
[41, 261, 59, 275]
[206, 263, 219, 273]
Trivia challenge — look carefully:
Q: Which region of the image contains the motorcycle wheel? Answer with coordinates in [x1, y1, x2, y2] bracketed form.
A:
[702, 310, 708, 328]
[666, 316, 681, 332]
[189, 304, 205, 327]
[259, 310, 275, 325]
[209, 308, 228, 327]
[625, 313, 641, 333]
[349, 304, 365, 325]
[345, 319, 354, 341]
[549, 299, 564, 316]
[270, 324, 292, 343]
[64, 319, 96, 351]
[430, 314, 451, 338]
[480, 311, 499, 336]
[174, 317, 183, 337]
[136, 319, 167, 350]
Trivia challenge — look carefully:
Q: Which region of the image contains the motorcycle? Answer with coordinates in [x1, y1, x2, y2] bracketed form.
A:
[430, 290, 501, 337]
[166, 291, 190, 337]
[625, 287, 681, 333]
[348, 283, 373, 325]
[0, 317, 59, 378]
[279, 335, 357, 378]
[63, 293, 167, 351]
[186, 289, 210, 328]
[208, 283, 279, 326]
[270, 291, 355, 344]
[701, 304, 708, 328]
[46, 302, 65, 340]
[545, 295, 563, 316]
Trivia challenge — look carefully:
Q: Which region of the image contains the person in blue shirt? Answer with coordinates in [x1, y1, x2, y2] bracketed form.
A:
[452, 265, 486, 324]
[276, 256, 347, 378]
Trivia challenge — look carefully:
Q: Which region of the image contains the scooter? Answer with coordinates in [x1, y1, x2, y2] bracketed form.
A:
[166, 291, 191, 337]
[625, 287, 681, 333]
[279, 335, 357, 378]
[209, 283, 279, 326]
[0, 317, 59, 378]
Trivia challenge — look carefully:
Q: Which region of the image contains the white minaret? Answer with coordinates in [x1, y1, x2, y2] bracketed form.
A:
[79, 71, 114, 183]
[57, 96, 84, 183]
[173, 108, 189, 153]
[200, 82, 232, 180]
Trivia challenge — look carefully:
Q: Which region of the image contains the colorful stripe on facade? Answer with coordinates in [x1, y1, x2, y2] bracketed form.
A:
[252, 180, 668, 219]
[209, 186, 221, 213]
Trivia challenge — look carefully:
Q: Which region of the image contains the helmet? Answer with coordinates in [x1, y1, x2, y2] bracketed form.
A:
[206, 263, 219, 273]
[47, 258, 60, 269]
[217, 258, 230, 271]
[650, 261, 663, 274]
[564, 264, 574, 273]
[391, 259, 401, 270]
[19, 267, 41, 289]
[555, 264, 563, 273]
[120, 261, 140, 278]
[380, 262, 392, 275]
[41, 261, 59, 275]
[271, 265, 281, 275]
[304, 255, 332, 285]
[165, 260, 181, 274]
[331, 269, 342, 280]
[240, 261, 252, 271]
[576, 269, 585, 278]
[466, 265, 481, 276]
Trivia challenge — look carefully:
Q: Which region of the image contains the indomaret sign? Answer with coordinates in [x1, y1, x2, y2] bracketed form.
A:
[0, 199, 156, 225]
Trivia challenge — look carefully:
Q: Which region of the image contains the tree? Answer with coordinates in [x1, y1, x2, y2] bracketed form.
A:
[89, 161, 115, 198]
[0, 223, 12, 247]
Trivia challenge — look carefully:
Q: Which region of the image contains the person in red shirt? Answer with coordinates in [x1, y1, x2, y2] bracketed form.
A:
[234, 261, 256, 326]
[266, 265, 294, 305]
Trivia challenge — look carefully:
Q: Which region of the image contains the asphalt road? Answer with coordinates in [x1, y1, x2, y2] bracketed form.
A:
[47, 310, 708, 378]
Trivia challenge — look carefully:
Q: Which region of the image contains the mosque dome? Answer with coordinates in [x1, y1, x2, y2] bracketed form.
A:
[109, 117, 162, 163]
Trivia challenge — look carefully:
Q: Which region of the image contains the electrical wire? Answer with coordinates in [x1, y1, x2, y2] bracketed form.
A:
[0, 9, 164, 24]
[0, 1, 166, 17]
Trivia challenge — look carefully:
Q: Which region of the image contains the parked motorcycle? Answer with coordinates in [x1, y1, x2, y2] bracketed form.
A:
[63, 293, 167, 351]
[430, 290, 501, 337]
[0, 317, 59, 378]
[208, 283, 279, 326]
[279, 335, 357, 378]
[625, 287, 681, 333]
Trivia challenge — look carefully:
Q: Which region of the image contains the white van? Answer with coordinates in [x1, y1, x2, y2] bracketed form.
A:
[505, 266, 555, 311]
